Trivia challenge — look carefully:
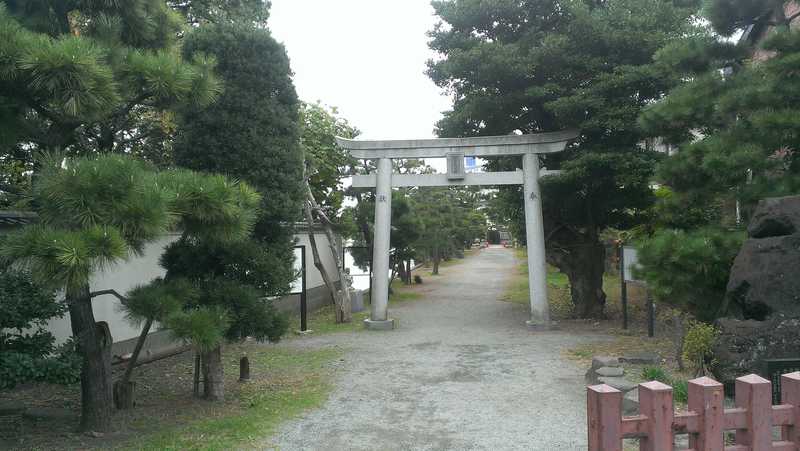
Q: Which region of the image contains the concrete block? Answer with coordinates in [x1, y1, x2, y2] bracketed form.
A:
[364, 318, 396, 331]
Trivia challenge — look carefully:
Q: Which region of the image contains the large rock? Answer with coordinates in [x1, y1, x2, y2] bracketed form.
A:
[747, 196, 800, 239]
[713, 315, 800, 383]
[725, 195, 800, 319]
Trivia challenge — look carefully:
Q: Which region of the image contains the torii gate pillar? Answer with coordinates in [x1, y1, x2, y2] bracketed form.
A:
[338, 130, 578, 331]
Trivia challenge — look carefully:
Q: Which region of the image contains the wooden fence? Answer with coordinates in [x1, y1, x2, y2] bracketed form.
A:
[587, 372, 800, 450]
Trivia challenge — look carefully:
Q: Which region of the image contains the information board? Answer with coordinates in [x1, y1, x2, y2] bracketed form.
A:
[289, 246, 304, 294]
[622, 246, 643, 283]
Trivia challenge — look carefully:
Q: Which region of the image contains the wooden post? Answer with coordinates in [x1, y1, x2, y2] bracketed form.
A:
[688, 376, 724, 450]
[638, 381, 673, 451]
[781, 372, 800, 444]
[646, 290, 655, 338]
[193, 351, 201, 398]
[735, 374, 772, 449]
[619, 243, 628, 330]
[587, 384, 622, 451]
[239, 356, 250, 382]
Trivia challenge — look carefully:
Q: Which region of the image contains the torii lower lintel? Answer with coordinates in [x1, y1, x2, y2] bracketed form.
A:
[336, 130, 579, 331]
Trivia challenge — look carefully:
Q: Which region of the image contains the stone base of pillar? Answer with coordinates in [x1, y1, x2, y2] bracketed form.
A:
[526, 320, 558, 331]
[364, 318, 397, 331]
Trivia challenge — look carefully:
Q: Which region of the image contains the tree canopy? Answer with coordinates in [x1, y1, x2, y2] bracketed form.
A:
[428, 0, 697, 317]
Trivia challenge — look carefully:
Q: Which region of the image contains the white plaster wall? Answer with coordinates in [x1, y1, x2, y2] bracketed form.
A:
[45, 231, 339, 346]
[294, 232, 341, 289]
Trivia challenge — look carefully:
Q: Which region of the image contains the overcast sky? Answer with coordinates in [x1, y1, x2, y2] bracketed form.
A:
[269, 0, 452, 141]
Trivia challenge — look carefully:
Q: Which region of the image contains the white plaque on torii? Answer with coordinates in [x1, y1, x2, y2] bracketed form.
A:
[336, 130, 579, 330]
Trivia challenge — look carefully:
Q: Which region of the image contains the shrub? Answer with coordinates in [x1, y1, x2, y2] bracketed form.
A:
[641, 366, 670, 383]
[0, 270, 80, 389]
[635, 227, 743, 322]
[683, 321, 719, 376]
[641, 366, 688, 403]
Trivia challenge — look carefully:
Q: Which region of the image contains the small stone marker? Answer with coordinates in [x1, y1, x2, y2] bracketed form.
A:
[596, 366, 624, 377]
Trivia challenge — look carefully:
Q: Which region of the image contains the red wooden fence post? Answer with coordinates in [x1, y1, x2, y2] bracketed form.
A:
[638, 381, 674, 451]
[588, 384, 622, 451]
[688, 376, 724, 451]
[781, 371, 800, 444]
[735, 374, 772, 449]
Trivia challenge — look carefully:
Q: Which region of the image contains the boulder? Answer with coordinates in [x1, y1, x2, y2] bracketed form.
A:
[713, 315, 800, 383]
[747, 196, 800, 239]
[725, 235, 800, 319]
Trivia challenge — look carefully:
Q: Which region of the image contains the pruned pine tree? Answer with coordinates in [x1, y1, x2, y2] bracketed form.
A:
[113, 278, 196, 409]
[0, 154, 259, 431]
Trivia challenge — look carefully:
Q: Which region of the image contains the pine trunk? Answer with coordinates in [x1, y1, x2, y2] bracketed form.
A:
[432, 247, 441, 275]
[562, 242, 607, 318]
[67, 286, 114, 432]
[202, 345, 224, 401]
[114, 318, 153, 409]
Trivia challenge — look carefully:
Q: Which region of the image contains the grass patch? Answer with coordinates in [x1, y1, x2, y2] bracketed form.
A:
[302, 303, 371, 335]
[501, 248, 648, 322]
[127, 346, 340, 451]
[298, 277, 426, 335]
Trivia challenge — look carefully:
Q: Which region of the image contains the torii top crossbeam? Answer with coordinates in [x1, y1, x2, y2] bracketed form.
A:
[336, 129, 577, 158]
[335, 130, 579, 332]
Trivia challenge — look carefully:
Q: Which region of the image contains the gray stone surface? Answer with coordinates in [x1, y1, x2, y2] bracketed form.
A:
[620, 353, 659, 365]
[596, 366, 624, 377]
[725, 235, 800, 319]
[363, 318, 396, 331]
[592, 356, 620, 369]
[263, 247, 606, 451]
[597, 376, 637, 393]
[713, 315, 800, 383]
[622, 390, 639, 415]
[747, 195, 800, 239]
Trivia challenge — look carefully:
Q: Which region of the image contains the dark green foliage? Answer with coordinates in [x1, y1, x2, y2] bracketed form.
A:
[124, 278, 196, 326]
[703, 0, 781, 36]
[175, 22, 303, 241]
[166, 306, 230, 352]
[169, 0, 270, 25]
[635, 228, 744, 321]
[641, 366, 688, 402]
[640, 3, 800, 219]
[0, 269, 80, 389]
[428, 0, 696, 317]
[0, 1, 220, 177]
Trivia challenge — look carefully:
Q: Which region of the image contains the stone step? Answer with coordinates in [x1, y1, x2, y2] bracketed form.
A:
[598, 376, 637, 393]
[596, 366, 624, 377]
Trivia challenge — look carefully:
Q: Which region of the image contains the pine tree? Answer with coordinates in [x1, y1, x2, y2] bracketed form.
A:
[1, 154, 258, 431]
[427, 0, 697, 317]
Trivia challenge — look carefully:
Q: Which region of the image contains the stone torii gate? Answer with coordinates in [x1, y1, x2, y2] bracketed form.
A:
[336, 130, 578, 331]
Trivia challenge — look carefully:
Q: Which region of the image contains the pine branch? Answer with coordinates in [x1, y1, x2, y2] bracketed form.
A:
[90, 289, 128, 303]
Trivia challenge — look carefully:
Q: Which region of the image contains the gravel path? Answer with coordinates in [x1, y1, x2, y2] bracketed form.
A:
[264, 247, 604, 451]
